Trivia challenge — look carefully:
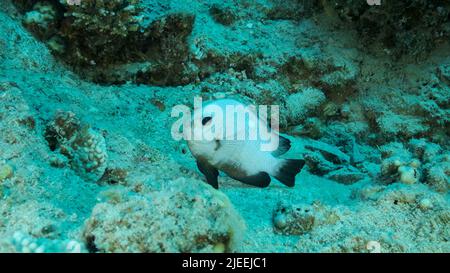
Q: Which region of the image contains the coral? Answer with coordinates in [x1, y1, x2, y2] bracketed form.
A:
[209, 4, 237, 26]
[423, 154, 450, 193]
[11, 0, 199, 85]
[303, 150, 339, 175]
[373, 183, 445, 209]
[288, 117, 323, 139]
[0, 162, 13, 182]
[22, 1, 59, 40]
[2, 0, 449, 254]
[0, 200, 69, 241]
[326, 0, 450, 58]
[379, 142, 420, 185]
[11, 0, 40, 12]
[322, 101, 340, 118]
[301, 128, 370, 184]
[300, 184, 449, 252]
[281, 46, 359, 95]
[416, 75, 450, 137]
[59, 0, 144, 66]
[376, 112, 429, 140]
[45, 111, 108, 182]
[317, 55, 359, 90]
[411, 141, 449, 197]
[408, 138, 442, 163]
[83, 178, 245, 253]
[397, 165, 420, 185]
[361, 63, 449, 146]
[325, 167, 367, 185]
[418, 198, 434, 211]
[438, 63, 450, 85]
[301, 138, 371, 185]
[236, 78, 289, 107]
[46, 35, 65, 54]
[98, 168, 128, 186]
[285, 87, 326, 125]
[273, 201, 339, 235]
[135, 13, 196, 86]
[265, 0, 315, 21]
[379, 140, 449, 193]
[10, 231, 85, 253]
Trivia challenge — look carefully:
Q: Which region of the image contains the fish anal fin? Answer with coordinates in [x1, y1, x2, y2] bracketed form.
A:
[197, 160, 219, 189]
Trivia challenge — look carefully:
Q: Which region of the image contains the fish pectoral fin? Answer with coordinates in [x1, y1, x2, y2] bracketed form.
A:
[233, 172, 271, 188]
[271, 135, 291, 157]
[196, 160, 219, 189]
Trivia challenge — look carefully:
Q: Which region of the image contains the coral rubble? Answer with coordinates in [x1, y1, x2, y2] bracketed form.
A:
[83, 178, 245, 253]
[0, 0, 449, 254]
[45, 111, 108, 182]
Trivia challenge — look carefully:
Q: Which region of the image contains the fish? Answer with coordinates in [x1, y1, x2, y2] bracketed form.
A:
[185, 98, 305, 189]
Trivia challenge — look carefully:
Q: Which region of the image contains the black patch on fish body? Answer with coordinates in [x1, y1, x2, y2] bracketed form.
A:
[228, 171, 271, 188]
[218, 160, 271, 188]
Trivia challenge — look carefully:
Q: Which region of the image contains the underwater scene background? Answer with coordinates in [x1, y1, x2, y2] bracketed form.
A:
[0, 0, 449, 253]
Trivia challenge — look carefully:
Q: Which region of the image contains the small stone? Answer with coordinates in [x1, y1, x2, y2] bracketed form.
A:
[273, 214, 288, 229]
[409, 159, 421, 168]
[398, 166, 419, 185]
[95, 146, 103, 154]
[213, 243, 226, 253]
[0, 164, 13, 182]
[419, 198, 433, 211]
[272, 202, 338, 235]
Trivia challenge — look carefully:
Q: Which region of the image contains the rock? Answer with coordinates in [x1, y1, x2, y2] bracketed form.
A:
[285, 87, 326, 125]
[326, 167, 367, 185]
[83, 178, 245, 253]
[45, 111, 108, 182]
[0, 163, 13, 182]
[273, 202, 339, 235]
[303, 151, 339, 176]
[209, 4, 237, 26]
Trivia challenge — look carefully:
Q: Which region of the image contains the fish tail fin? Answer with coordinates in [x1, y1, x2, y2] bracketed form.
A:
[273, 159, 305, 187]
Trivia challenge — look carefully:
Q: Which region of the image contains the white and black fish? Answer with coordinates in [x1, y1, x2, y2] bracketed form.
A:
[185, 99, 305, 189]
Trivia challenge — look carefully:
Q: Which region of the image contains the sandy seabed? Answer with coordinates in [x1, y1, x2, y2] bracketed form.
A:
[0, 0, 448, 253]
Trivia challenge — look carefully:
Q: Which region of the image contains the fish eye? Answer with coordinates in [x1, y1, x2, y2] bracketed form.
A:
[202, 116, 212, 125]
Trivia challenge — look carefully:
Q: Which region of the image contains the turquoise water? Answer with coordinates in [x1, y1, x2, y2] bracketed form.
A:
[0, 0, 448, 253]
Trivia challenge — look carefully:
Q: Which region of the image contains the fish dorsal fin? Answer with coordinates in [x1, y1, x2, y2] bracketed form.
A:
[271, 135, 291, 157]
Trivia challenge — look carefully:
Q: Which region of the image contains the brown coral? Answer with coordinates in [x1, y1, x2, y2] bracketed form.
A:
[45, 111, 107, 182]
